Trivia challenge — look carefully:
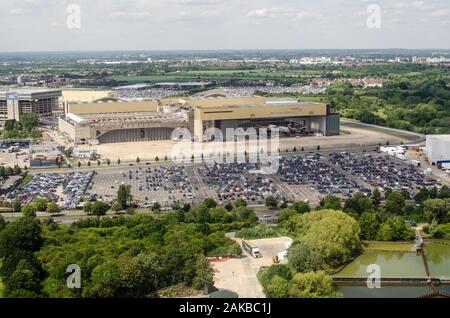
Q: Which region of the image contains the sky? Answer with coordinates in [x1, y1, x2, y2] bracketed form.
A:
[0, 0, 449, 52]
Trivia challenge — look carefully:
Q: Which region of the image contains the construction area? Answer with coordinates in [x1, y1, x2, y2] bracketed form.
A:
[213, 236, 293, 298]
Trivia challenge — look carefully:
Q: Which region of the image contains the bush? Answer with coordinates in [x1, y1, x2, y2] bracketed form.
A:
[288, 271, 342, 298]
[376, 217, 415, 241]
[236, 224, 278, 240]
[287, 240, 326, 272]
[258, 264, 293, 296]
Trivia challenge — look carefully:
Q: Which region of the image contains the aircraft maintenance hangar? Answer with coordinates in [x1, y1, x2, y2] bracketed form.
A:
[58, 96, 340, 144]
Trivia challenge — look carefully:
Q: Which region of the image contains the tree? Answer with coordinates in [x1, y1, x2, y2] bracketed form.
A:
[12, 200, 21, 213]
[279, 208, 297, 222]
[291, 202, 310, 214]
[192, 255, 214, 294]
[414, 187, 429, 203]
[301, 210, 362, 268]
[287, 240, 325, 273]
[258, 264, 292, 293]
[21, 204, 37, 218]
[111, 202, 123, 213]
[438, 185, 450, 199]
[13, 165, 21, 175]
[235, 198, 247, 207]
[358, 212, 381, 240]
[289, 271, 342, 298]
[33, 198, 48, 212]
[428, 187, 438, 199]
[372, 188, 381, 207]
[317, 145, 321, 152]
[136, 157, 140, 164]
[423, 199, 448, 224]
[117, 158, 121, 165]
[377, 217, 414, 241]
[46, 202, 61, 214]
[97, 160, 101, 167]
[107, 159, 111, 166]
[266, 275, 290, 298]
[151, 202, 161, 213]
[117, 184, 132, 208]
[224, 202, 233, 212]
[19, 113, 39, 131]
[78, 162, 82, 168]
[344, 192, 374, 216]
[265, 196, 278, 209]
[384, 192, 405, 215]
[0, 215, 5, 232]
[89, 201, 110, 219]
[202, 198, 217, 209]
[0, 216, 43, 289]
[83, 202, 93, 214]
[320, 196, 342, 211]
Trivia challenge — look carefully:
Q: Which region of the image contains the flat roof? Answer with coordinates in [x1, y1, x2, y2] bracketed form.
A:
[196, 101, 325, 110]
[0, 87, 62, 94]
[427, 134, 450, 140]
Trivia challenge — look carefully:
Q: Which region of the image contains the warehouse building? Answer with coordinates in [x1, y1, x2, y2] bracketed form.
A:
[191, 97, 340, 141]
[58, 109, 191, 144]
[426, 135, 450, 165]
[59, 96, 339, 144]
[0, 88, 62, 122]
[62, 89, 117, 105]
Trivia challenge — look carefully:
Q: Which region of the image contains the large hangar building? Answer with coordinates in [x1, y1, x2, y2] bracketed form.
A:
[58, 96, 340, 144]
[190, 97, 340, 141]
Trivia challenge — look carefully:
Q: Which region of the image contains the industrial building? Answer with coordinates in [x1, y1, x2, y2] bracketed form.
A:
[426, 135, 450, 166]
[0, 88, 62, 122]
[191, 97, 340, 141]
[58, 96, 340, 144]
[61, 89, 117, 104]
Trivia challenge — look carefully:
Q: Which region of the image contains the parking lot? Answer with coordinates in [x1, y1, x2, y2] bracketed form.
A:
[9, 172, 93, 209]
[88, 165, 205, 207]
[213, 236, 293, 298]
[198, 162, 284, 205]
[328, 152, 438, 195]
[277, 154, 367, 199]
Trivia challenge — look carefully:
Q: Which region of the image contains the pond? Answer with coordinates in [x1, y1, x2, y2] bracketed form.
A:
[335, 241, 450, 298]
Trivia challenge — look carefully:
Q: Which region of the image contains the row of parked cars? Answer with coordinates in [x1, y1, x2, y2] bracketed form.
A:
[199, 162, 283, 204]
[10, 172, 94, 210]
[277, 155, 364, 198]
[328, 152, 438, 195]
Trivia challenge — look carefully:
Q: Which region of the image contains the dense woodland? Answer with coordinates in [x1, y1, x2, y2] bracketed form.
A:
[0, 184, 448, 298]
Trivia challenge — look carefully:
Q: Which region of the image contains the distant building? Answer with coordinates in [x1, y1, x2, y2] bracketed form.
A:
[0, 88, 62, 122]
[425, 135, 450, 165]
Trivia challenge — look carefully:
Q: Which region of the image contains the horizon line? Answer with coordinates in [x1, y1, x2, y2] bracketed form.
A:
[1, 48, 450, 54]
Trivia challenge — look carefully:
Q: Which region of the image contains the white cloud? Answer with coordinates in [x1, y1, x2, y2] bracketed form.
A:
[10, 8, 25, 15]
[109, 11, 151, 18]
[246, 7, 292, 19]
[431, 9, 449, 17]
[296, 11, 323, 20]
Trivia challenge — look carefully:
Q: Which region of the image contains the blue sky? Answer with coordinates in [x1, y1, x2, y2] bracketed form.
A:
[0, 0, 449, 51]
